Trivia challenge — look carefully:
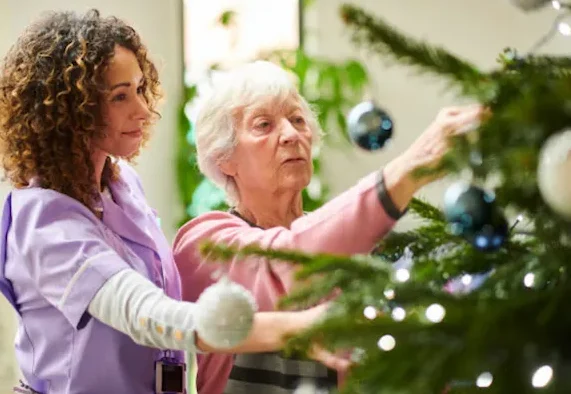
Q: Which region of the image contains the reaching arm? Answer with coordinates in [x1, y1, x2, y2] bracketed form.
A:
[88, 267, 343, 372]
[174, 170, 409, 306]
[88, 268, 199, 351]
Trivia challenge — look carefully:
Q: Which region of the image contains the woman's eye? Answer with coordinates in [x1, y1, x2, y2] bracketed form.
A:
[292, 116, 306, 125]
[112, 93, 127, 102]
[255, 120, 272, 131]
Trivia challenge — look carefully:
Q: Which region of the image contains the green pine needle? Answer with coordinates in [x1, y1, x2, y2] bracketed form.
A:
[339, 4, 491, 99]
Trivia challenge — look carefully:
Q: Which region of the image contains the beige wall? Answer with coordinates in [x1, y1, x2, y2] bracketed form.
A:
[304, 0, 570, 230]
[0, 0, 568, 389]
[0, 0, 183, 390]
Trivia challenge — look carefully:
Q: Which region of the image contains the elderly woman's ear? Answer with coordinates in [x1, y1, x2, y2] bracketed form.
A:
[218, 159, 237, 177]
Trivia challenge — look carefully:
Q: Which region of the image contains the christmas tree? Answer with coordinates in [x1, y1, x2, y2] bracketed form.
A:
[202, 2, 571, 393]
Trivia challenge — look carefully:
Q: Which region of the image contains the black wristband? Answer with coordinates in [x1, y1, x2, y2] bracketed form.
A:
[376, 170, 408, 220]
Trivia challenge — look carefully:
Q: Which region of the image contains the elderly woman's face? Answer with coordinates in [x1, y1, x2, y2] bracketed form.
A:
[222, 94, 313, 197]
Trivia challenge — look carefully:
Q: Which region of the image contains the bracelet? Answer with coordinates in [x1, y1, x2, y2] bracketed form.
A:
[376, 170, 408, 220]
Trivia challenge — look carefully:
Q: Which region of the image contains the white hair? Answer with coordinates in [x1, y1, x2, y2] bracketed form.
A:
[194, 60, 323, 205]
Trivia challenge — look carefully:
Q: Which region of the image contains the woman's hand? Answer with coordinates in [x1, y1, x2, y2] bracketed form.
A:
[404, 104, 487, 184]
[196, 300, 350, 374]
[383, 104, 489, 211]
[298, 303, 351, 372]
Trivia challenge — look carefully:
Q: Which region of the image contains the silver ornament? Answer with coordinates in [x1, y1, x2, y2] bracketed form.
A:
[293, 379, 318, 394]
[194, 276, 257, 349]
[537, 129, 571, 219]
[347, 101, 393, 151]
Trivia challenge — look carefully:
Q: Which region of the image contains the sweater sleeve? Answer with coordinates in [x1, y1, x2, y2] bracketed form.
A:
[173, 171, 398, 310]
[88, 268, 199, 352]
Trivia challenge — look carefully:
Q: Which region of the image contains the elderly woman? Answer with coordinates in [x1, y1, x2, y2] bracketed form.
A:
[173, 60, 484, 394]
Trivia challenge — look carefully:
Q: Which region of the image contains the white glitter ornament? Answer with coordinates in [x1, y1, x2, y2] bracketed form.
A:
[293, 379, 329, 394]
[537, 129, 571, 219]
[194, 276, 257, 349]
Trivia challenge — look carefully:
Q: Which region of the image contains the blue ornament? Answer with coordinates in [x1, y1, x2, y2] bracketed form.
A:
[347, 101, 393, 151]
[443, 182, 508, 252]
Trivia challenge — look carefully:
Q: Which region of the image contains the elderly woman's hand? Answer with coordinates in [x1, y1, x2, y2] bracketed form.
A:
[383, 104, 488, 211]
[300, 303, 352, 372]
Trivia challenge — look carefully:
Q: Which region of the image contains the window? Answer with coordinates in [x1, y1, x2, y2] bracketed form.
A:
[179, 0, 302, 218]
[183, 0, 301, 84]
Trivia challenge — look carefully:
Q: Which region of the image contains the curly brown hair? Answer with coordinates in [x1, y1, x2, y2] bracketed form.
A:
[0, 9, 162, 211]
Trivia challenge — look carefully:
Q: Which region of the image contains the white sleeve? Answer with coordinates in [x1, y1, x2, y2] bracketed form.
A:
[88, 268, 198, 352]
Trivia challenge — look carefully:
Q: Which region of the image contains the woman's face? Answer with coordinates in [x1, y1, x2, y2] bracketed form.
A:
[94, 45, 151, 159]
[221, 94, 314, 197]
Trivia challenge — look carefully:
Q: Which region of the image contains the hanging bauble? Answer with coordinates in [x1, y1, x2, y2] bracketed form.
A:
[537, 129, 571, 219]
[466, 211, 508, 252]
[194, 276, 257, 349]
[293, 379, 319, 394]
[347, 101, 393, 151]
[443, 182, 508, 252]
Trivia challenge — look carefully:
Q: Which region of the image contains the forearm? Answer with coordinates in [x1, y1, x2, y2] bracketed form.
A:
[88, 269, 198, 352]
[382, 155, 421, 213]
[175, 168, 413, 300]
[89, 268, 301, 355]
[196, 310, 303, 353]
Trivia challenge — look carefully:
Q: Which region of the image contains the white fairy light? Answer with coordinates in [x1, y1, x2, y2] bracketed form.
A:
[384, 289, 395, 299]
[395, 268, 410, 282]
[531, 365, 553, 388]
[363, 306, 377, 320]
[391, 307, 406, 322]
[524, 272, 535, 288]
[558, 22, 571, 36]
[377, 335, 396, 351]
[476, 372, 493, 388]
[425, 303, 446, 323]
[461, 274, 473, 286]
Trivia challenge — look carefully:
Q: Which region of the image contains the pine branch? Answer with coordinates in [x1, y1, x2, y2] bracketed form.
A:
[408, 197, 446, 222]
[376, 222, 455, 260]
[199, 240, 389, 274]
[339, 4, 491, 99]
[199, 240, 395, 287]
[285, 280, 571, 394]
[526, 54, 571, 72]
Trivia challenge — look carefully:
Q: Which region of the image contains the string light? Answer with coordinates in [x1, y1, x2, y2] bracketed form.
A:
[558, 21, 571, 35]
[531, 365, 553, 388]
[363, 306, 377, 320]
[391, 307, 406, 321]
[425, 304, 446, 323]
[395, 268, 410, 282]
[384, 288, 395, 299]
[476, 372, 494, 388]
[377, 335, 396, 351]
[524, 272, 536, 287]
[509, 214, 524, 233]
[461, 274, 473, 286]
[526, 3, 571, 53]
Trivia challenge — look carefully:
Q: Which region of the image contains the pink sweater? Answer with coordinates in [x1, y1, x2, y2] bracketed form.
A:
[173, 171, 398, 394]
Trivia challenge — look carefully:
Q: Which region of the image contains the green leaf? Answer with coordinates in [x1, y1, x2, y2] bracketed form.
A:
[344, 59, 369, 92]
[292, 49, 311, 92]
[218, 10, 236, 27]
[300, 0, 316, 9]
[336, 109, 350, 142]
[184, 84, 198, 102]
